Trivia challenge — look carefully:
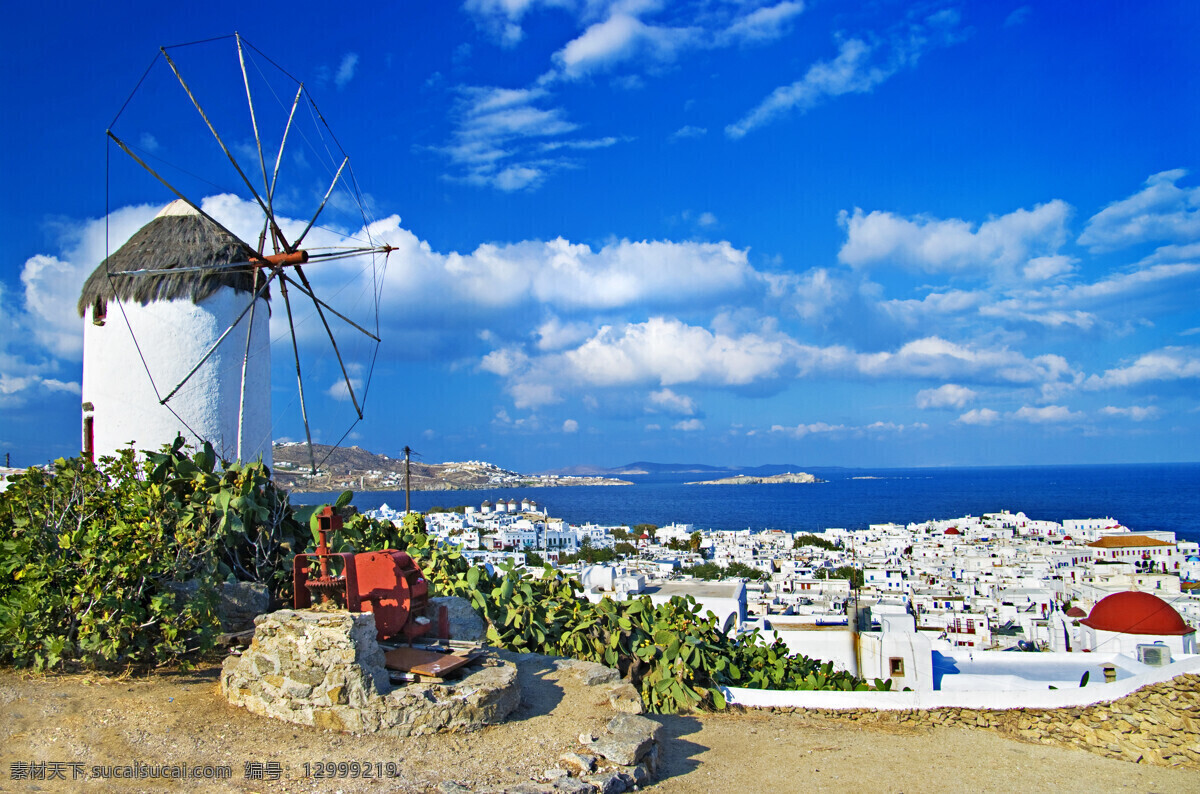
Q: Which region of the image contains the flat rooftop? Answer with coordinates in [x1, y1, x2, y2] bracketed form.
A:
[643, 581, 743, 599]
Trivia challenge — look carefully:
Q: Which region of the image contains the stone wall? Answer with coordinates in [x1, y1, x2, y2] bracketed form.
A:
[220, 608, 519, 736]
[766, 673, 1200, 769]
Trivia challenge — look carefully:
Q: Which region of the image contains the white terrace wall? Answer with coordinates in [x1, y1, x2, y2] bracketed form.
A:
[722, 653, 1200, 711]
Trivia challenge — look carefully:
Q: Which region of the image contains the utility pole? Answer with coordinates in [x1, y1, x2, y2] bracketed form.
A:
[403, 445, 412, 514]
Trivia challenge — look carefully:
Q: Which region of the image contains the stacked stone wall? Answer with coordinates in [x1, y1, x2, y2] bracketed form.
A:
[766, 673, 1200, 769]
[220, 608, 519, 736]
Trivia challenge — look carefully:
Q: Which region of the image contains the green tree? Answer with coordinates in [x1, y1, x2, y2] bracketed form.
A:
[814, 565, 864, 588]
[633, 523, 658, 539]
[793, 533, 839, 551]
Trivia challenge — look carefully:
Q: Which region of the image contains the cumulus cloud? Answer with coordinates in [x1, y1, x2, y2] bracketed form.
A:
[1078, 169, 1200, 252]
[673, 418, 704, 431]
[855, 336, 1075, 386]
[726, 9, 963, 138]
[647, 387, 696, 416]
[837, 201, 1072, 281]
[956, 408, 999, 426]
[1085, 347, 1200, 389]
[562, 418, 579, 432]
[1100, 405, 1160, 422]
[550, 12, 702, 81]
[916, 383, 976, 410]
[1012, 404, 1083, 424]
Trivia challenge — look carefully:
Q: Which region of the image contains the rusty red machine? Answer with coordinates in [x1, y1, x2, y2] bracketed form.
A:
[294, 506, 432, 642]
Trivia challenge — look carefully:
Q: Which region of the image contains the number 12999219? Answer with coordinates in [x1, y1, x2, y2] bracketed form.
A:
[303, 761, 401, 778]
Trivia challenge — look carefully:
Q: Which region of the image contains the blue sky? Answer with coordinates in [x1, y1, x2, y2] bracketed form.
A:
[4, 1, 1200, 471]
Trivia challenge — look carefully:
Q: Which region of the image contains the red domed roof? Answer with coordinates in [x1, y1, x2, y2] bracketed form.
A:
[1065, 606, 1087, 618]
[944, 527, 961, 535]
[1081, 591, 1194, 636]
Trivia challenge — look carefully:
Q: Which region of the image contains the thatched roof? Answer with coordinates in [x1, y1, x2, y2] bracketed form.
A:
[78, 200, 266, 317]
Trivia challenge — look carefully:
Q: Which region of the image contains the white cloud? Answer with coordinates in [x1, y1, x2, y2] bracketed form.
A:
[535, 317, 595, 351]
[670, 125, 707, 140]
[1078, 170, 1200, 252]
[440, 86, 583, 191]
[855, 336, 1076, 386]
[550, 12, 702, 81]
[697, 212, 718, 227]
[334, 53, 359, 89]
[326, 367, 364, 402]
[562, 418, 579, 433]
[462, 0, 571, 46]
[1012, 404, 1082, 424]
[837, 201, 1072, 281]
[673, 418, 704, 431]
[1100, 405, 1160, 422]
[726, 9, 963, 139]
[647, 387, 696, 416]
[916, 383, 976, 410]
[1085, 347, 1200, 389]
[565, 317, 793, 388]
[956, 408, 999, 426]
[770, 419, 923, 439]
[721, 2, 805, 44]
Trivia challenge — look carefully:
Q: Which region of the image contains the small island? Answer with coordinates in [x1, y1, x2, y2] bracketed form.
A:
[686, 472, 824, 485]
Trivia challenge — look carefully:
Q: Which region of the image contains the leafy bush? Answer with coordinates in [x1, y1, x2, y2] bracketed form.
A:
[0, 440, 304, 670]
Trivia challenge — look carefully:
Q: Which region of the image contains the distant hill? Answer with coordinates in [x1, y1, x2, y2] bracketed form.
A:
[271, 443, 630, 492]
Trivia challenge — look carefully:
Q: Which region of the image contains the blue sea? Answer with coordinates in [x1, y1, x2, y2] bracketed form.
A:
[293, 463, 1200, 544]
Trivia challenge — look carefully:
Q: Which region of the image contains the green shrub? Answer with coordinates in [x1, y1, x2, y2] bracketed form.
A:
[0, 439, 305, 671]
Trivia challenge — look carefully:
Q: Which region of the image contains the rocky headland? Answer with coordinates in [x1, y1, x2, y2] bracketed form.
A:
[686, 472, 824, 485]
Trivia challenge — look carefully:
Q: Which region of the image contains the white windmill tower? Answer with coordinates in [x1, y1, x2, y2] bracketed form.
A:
[81, 34, 393, 472]
[78, 199, 276, 466]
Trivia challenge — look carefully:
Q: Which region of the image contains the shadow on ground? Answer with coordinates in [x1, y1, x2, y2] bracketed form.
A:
[653, 715, 708, 781]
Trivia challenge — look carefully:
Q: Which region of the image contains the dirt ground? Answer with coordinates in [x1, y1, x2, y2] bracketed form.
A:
[1, 657, 1198, 794]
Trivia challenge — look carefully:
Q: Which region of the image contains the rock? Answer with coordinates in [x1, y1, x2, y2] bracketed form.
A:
[543, 768, 570, 782]
[218, 581, 269, 632]
[612, 764, 650, 787]
[604, 682, 644, 715]
[437, 783, 474, 794]
[566, 660, 622, 687]
[581, 772, 628, 794]
[589, 714, 662, 768]
[559, 753, 597, 774]
[428, 596, 487, 642]
[552, 778, 599, 793]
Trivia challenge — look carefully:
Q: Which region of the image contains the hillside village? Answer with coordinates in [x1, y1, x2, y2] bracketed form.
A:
[379, 500, 1200, 673]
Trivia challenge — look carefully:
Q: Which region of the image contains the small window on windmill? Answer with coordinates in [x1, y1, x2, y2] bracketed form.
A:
[92, 297, 107, 327]
[889, 657, 905, 677]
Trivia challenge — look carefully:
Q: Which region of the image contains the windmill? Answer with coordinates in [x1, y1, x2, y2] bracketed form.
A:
[79, 34, 392, 474]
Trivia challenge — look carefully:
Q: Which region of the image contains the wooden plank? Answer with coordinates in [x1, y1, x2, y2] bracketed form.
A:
[384, 647, 474, 677]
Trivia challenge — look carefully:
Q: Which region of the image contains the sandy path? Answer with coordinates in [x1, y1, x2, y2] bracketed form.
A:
[1, 661, 1197, 793]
